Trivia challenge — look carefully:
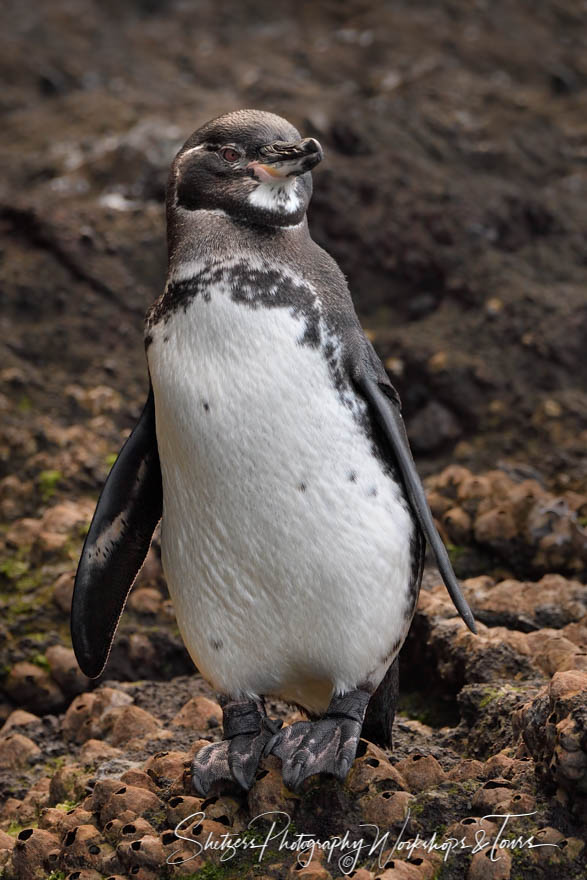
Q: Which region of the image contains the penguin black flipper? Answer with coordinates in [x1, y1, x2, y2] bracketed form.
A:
[71, 385, 163, 678]
[353, 345, 477, 635]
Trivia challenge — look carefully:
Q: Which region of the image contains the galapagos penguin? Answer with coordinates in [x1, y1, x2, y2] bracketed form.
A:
[72, 109, 476, 796]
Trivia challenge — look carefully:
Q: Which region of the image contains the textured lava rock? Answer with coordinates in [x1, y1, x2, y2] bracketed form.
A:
[49, 762, 93, 806]
[171, 696, 222, 731]
[62, 688, 134, 744]
[426, 466, 587, 578]
[394, 754, 446, 792]
[0, 709, 40, 734]
[0, 732, 41, 768]
[3, 662, 65, 714]
[52, 571, 75, 614]
[143, 750, 190, 789]
[100, 784, 163, 824]
[79, 738, 123, 765]
[10, 828, 61, 880]
[514, 670, 587, 815]
[108, 704, 162, 746]
[46, 644, 91, 697]
[468, 847, 512, 880]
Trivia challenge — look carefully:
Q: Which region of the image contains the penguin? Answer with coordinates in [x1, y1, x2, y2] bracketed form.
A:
[72, 109, 476, 796]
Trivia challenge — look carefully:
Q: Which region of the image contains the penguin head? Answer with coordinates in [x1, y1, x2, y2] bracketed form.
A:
[168, 110, 323, 228]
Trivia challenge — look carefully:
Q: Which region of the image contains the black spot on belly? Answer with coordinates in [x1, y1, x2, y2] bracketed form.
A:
[144, 333, 152, 349]
[298, 482, 307, 492]
[368, 486, 378, 497]
[210, 638, 223, 651]
[348, 470, 357, 483]
[203, 402, 210, 412]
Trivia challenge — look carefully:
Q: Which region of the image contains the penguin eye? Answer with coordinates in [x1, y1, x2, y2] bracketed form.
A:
[220, 147, 241, 163]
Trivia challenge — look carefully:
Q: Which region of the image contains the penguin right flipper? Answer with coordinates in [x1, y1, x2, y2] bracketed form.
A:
[71, 385, 163, 678]
[353, 347, 477, 635]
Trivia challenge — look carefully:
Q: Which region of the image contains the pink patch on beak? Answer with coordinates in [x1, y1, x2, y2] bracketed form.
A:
[248, 162, 287, 182]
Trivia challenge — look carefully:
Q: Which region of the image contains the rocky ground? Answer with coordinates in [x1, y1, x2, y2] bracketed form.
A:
[1, 0, 586, 878]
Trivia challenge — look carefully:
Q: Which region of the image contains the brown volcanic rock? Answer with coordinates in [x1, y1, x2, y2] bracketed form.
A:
[109, 704, 162, 746]
[1, 778, 51, 826]
[461, 573, 586, 631]
[3, 662, 65, 714]
[171, 696, 222, 731]
[468, 848, 512, 880]
[347, 741, 408, 794]
[411, 573, 587, 699]
[394, 754, 446, 792]
[408, 608, 539, 693]
[46, 644, 91, 697]
[127, 587, 163, 615]
[526, 630, 587, 676]
[458, 681, 544, 759]
[143, 750, 191, 788]
[100, 784, 163, 824]
[52, 571, 75, 614]
[10, 828, 61, 880]
[61, 823, 119, 874]
[79, 738, 123, 765]
[39, 806, 94, 835]
[426, 466, 587, 578]
[49, 762, 93, 806]
[514, 670, 587, 812]
[0, 709, 40, 734]
[32, 499, 96, 560]
[62, 687, 134, 744]
[0, 732, 41, 768]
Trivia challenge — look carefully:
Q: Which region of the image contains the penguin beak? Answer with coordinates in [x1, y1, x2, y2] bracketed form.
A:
[248, 138, 323, 181]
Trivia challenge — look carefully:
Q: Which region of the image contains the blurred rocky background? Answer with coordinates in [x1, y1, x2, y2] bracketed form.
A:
[0, 1, 586, 878]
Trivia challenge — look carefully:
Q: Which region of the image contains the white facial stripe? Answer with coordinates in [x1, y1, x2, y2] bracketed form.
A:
[179, 144, 206, 160]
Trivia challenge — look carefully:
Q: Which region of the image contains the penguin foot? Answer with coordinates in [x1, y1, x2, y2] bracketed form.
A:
[191, 697, 282, 797]
[265, 688, 371, 792]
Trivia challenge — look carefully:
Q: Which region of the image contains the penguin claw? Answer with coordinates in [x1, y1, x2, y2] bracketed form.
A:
[262, 731, 280, 758]
[267, 717, 362, 792]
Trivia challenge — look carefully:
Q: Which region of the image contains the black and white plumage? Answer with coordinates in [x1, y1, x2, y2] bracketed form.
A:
[72, 110, 475, 794]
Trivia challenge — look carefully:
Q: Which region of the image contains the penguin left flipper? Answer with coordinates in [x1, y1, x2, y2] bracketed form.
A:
[352, 342, 477, 634]
[71, 385, 163, 678]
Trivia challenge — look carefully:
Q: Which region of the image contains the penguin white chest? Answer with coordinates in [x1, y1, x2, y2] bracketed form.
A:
[147, 266, 416, 713]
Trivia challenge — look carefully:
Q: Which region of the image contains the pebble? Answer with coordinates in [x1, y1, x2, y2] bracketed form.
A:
[109, 704, 161, 746]
[46, 644, 91, 696]
[394, 754, 446, 792]
[3, 661, 65, 714]
[52, 571, 75, 613]
[171, 696, 222, 730]
[0, 709, 40, 734]
[100, 785, 163, 824]
[0, 732, 41, 768]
